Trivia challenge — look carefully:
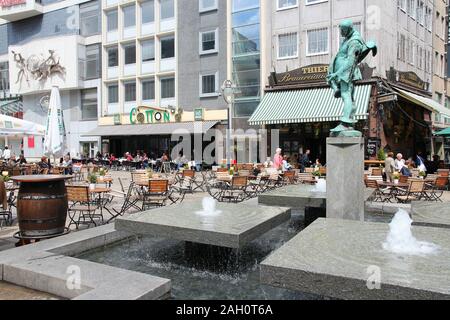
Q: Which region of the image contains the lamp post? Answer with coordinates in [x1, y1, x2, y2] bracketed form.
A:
[221, 80, 235, 168]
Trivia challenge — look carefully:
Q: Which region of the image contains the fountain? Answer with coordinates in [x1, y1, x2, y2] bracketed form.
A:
[383, 209, 439, 256]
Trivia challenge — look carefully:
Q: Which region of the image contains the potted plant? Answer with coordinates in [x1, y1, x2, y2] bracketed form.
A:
[392, 172, 400, 185]
[419, 171, 426, 179]
[229, 166, 235, 176]
[98, 168, 106, 182]
[146, 168, 154, 178]
[312, 170, 322, 181]
[1, 171, 10, 182]
[88, 174, 97, 190]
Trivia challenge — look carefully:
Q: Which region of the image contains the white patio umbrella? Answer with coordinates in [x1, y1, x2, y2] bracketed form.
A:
[43, 86, 67, 161]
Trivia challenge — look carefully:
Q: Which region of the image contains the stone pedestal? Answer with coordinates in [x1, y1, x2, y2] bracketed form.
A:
[326, 137, 364, 221]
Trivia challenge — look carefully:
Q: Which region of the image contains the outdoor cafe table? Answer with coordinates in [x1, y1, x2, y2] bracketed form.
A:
[89, 187, 112, 221]
[378, 181, 409, 202]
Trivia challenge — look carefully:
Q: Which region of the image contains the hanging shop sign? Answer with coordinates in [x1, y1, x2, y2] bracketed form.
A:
[130, 106, 172, 125]
[0, 0, 26, 7]
[269, 64, 329, 87]
[386, 67, 429, 92]
[194, 108, 204, 121]
[367, 138, 380, 158]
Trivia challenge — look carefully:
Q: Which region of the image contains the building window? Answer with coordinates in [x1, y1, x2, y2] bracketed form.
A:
[142, 0, 155, 24]
[397, 33, 406, 61]
[124, 43, 136, 64]
[81, 88, 98, 120]
[200, 29, 218, 54]
[161, 77, 175, 99]
[399, 0, 406, 11]
[277, 0, 297, 10]
[142, 79, 155, 100]
[142, 40, 155, 62]
[307, 28, 328, 55]
[161, 36, 175, 59]
[278, 32, 297, 59]
[85, 44, 101, 80]
[306, 0, 326, 5]
[80, 0, 100, 36]
[199, 0, 217, 12]
[417, 1, 424, 25]
[407, 0, 415, 19]
[200, 73, 218, 97]
[124, 81, 136, 102]
[108, 84, 118, 103]
[0, 62, 9, 91]
[123, 5, 136, 28]
[106, 10, 118, 31]
[107, 46, 118, 67]
[160, 0, 174, 20]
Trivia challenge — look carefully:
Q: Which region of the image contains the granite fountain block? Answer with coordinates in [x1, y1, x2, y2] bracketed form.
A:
[258, 184, 326, 210]
[411, 202, 450, 229]
[115, 202, 291, 249]
[261, 218, 450, 300]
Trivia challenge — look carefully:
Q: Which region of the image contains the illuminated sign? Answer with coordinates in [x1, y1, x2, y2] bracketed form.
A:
[0, 0, 26, 7]
[130, 107, 171, 125]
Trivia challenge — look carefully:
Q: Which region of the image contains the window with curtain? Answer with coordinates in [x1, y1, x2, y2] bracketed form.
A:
[108, 84, 118, 103]
[278, 32, 297, 58]
[142, 40, 155, 62]
[161, 77, 175, 99]
[106, 10, 118, 31]
[124, 43, 136, 64]
[307, 28, 328, 55]
[107, 46, 118, 67]
[142, 80, 155, 100]
[142, 0, 155, 24]
[123, 5, 136, 28]
[200, 30, 217, 54]
[124, 81, 136, 102]
[160, 0, 174, 20]
[201, 73, 217, 95]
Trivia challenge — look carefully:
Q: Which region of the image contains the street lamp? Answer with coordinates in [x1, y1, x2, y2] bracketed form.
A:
[221, 80, 235, 168]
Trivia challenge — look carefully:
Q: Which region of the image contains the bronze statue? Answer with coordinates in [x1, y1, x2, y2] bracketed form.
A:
[327, 20, 377, 137]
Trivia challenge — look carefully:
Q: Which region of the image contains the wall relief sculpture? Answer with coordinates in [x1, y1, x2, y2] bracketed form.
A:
[12, 50, 66, 87]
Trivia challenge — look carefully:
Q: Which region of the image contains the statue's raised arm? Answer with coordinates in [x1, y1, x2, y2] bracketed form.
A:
[327, 20, 377, 137]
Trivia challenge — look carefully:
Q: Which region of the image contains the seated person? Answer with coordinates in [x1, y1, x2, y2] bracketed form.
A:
[282, 155, 292, 172]
[18, 154, 27, 165]
[38, 156, 50, 169]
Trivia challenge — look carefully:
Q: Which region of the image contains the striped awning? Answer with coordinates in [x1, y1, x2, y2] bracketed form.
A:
[395, 88, 450, 118]
[248, 85, 372, 125]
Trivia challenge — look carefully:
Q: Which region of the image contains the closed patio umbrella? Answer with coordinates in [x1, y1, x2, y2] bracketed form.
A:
[43, 86, 67, 160]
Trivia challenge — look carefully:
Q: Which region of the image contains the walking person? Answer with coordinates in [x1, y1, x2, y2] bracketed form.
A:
[384, 152, 395, 182]
[299, 150, 312, 173]
[2, 146, 11, 161]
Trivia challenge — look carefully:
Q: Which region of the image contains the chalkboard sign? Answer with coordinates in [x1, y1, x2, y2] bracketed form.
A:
[367, 138, 380, 158]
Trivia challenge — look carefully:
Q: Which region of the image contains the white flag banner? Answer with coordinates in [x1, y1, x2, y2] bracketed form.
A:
[44, 86, 67, 158]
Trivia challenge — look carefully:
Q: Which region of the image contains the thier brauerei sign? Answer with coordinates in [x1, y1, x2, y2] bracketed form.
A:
[269, 64, 329, 87]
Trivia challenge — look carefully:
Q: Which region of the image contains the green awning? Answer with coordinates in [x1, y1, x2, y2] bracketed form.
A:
[435, 127, 450, 136]
[248, 85, 372, 125]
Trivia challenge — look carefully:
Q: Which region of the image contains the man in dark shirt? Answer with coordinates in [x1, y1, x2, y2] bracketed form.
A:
[299, 150, 312, 173]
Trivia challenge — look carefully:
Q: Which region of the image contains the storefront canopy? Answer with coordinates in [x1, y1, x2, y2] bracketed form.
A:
[435, 127, 450, 136]
[248, 85, 373, 126]
[395, 88, 450, 118]
[83, 121, 219, 137]
[0, 114, 46, 136]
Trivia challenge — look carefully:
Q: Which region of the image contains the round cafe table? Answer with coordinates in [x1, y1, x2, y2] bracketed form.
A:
[10, 175, 73, 246]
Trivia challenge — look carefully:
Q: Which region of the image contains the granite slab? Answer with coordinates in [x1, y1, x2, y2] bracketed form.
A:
[115, 202, 291, 249]
[411, 202, 450, 229]
[261, 218, 450, 300]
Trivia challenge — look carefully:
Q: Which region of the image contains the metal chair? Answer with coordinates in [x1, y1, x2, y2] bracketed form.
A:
[396, 180, 426, 203]
[142, 180, 170, 210]
[0, 180, 13, 227]
[67, 185, 101, 229]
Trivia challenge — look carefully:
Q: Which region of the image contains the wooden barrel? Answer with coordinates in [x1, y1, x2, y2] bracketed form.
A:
[12, 175, 72, 238]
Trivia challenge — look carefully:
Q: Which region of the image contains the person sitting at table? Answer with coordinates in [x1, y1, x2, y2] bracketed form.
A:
[161, 152, 169, 162]
[18, 154, 27, 165]
[175, 152, 188, 170]
[264, 157, 273, 168]
[38, 156, 50, 169]
[282, 155, 293, 172]
[124, 152, 133, 162]
[110, 154, 117, 163]
[7, 154, 17, 167]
